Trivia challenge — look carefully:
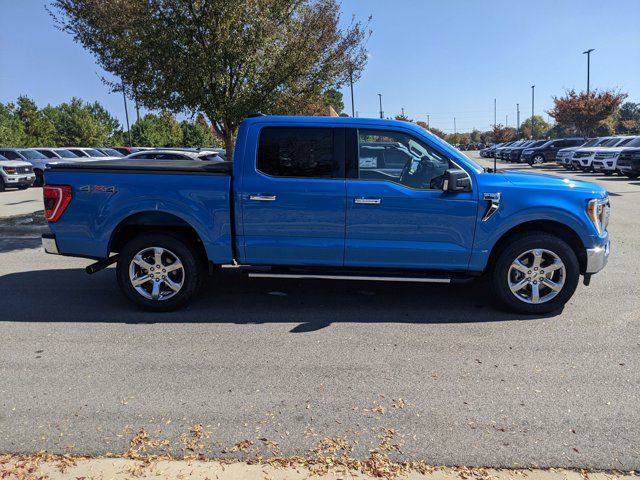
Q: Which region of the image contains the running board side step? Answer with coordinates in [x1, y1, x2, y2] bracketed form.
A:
[247, 273, 454, 283]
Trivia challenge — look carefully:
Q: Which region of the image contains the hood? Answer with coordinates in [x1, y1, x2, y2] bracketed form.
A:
[500, 170, 607, 196]
[0, 159, 32, 168]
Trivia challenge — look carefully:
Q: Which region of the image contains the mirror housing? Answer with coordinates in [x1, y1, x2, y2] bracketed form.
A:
[443, 169, 471, 192]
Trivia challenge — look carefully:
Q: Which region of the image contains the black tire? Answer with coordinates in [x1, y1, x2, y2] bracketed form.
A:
[531, 154, 545, 165]
[34, 169, 44, 187]
[18, 185, 29, 190]
[627, 173, 639, 179]
[116, 232, 205, 312]
[0, 178, 5, 192]
[491, 232, 580, 315]
[603, 171, 613, 176]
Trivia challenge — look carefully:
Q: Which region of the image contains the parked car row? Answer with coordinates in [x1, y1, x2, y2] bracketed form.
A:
[0, 147, 226, 191]
[556, 136, 640, 179]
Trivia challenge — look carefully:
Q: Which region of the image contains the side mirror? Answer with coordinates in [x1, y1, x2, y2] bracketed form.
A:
[443, 169, 471, 192]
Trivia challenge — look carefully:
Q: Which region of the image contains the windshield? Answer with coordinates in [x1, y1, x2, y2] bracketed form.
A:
[611, 138, 633, 147]
[18, 149, 47, 160]
[84, 148, 106, 157]
[54, 149, 79, 158]
[581, 138, 599, 147]
[101, 148, 124, 157]
[624, 137, 640, 148]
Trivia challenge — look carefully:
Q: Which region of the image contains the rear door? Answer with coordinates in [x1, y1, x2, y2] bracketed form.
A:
[239, 126, 346, 266]
[345, 128, 478, 271]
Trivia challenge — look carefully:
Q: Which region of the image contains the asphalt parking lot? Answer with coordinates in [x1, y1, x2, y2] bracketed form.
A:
[0, 154, 638, 470]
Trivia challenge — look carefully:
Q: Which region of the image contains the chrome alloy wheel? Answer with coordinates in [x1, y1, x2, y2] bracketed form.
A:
[128, 247, 185, 301]
[507, 248, 566, 304]
[532, 155, 545, 165]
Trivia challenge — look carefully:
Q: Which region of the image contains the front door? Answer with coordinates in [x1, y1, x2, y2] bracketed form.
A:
[240, 126, 346, 266]
[345, 128, 478, 271]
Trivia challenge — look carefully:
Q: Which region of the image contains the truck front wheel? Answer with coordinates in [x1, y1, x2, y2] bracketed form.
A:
[116, 232, 204, 311]
[491, 233, 580, 315]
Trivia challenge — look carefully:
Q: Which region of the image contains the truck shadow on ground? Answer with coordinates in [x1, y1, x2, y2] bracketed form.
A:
[0, 267, 559, 331]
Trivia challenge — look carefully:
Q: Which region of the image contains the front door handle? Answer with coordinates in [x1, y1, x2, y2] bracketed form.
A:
[354, 197, 382, 205]
[249, 194, 277, 202]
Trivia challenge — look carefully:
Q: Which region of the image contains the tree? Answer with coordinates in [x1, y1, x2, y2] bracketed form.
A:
[45, 97, 121, 146]
[616, 102, 640, 134]
[51, 0, 370, 160]
[0, 102, 27, 147]
[491, 124, 515, 143]
[16, 96, 56, 146]
[180, 114, 224, 148]
[394, 113, 413, 122]
[323, 88, 345, 114]
[131, 112, 184, 147]
[519, 115, 551, 139]
[548, 89, 627, 137]
[469, 129, 481, 143]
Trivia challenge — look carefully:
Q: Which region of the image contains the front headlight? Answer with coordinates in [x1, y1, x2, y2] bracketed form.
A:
[2, 166, 17, 174]
[587, 198, 610, 235]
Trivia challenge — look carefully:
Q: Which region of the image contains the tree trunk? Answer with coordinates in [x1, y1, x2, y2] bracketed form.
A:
[223, 128, 236, 162]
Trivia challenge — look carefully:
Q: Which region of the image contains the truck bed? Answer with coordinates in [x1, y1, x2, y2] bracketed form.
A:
[48, 159, 233, 175]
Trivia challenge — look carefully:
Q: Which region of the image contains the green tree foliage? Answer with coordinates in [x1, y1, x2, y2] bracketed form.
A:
[519, 115, 551, 139]
[46, 97, 121, 146]
[51, 0, 370, 160]
[469, 129, 482, 143]
[131, 112, 183, 147]
[323, 89, 345, 114]
[16, 96, 56, 146]
[616, 102, 640, 134]
[180, 114, 224, 148]
[0, 103, 27, 147]
[491, 124, 515, 143]
[548, 89, 627, 137]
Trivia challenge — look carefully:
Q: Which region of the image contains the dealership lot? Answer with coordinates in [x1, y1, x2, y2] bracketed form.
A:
[0, 157, 638, 470]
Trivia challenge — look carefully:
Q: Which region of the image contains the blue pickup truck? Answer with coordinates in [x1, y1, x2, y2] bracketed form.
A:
[41, 116, 610, 314]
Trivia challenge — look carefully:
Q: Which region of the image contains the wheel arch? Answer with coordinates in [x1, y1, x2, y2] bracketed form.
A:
[486, 219, 587, 274]
[108, 211, 208, 262]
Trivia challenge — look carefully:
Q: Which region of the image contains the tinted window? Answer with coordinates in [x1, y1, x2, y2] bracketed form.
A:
[357, 129, 455, 190]
[0, 150, 21, 160]
[257, 127, 336, 178]
[18, 149, 47, 160]
[101, 148, 124, 157]
[68, 149, 88, 157]
[84, 149, 105, 157]
[54, 149, 79, 158]
[625, 137, 640, 147]
[37, 149, 58, 159]
[615, 138, 633, 147]
[155, 153, 188, 160]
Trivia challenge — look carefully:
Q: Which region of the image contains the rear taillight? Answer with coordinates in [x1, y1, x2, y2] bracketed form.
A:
[43, 185, 73, 222]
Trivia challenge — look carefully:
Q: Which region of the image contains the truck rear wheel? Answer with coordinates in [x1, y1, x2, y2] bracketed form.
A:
[116, 232, 204, 311]
[491, 233, 580, 315]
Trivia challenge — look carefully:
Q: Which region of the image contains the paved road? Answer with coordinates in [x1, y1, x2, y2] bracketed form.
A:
[0, 186, 42, 218]
[0, 156, 638, 470]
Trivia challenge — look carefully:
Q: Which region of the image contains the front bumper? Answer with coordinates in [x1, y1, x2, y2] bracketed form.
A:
[592, 160, 616, 172]
[4, 174, 36, 186]
[585, 240, 610, 274]
[42, 233, 60, 255]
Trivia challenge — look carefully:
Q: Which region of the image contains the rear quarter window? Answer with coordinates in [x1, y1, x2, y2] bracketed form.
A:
[257, 127, 338, 179]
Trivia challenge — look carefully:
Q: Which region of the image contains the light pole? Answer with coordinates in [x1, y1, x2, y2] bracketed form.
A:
[505, 114, 508, 128]
[427, 114, 430, 129]
[378, 94, 383, 119]
[454, 117, 457, 134]
[349, 70, 355, 117]
[583, 49, 595, 97]
[121, 80, 132, 146]
[401, 107, 405, 117]
[516, 103, 520, 137]
[531, 85, 535, 139]
[493, 98, 497, 128]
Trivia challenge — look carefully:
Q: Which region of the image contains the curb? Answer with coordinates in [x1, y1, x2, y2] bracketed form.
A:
[0, 225, 50, 236]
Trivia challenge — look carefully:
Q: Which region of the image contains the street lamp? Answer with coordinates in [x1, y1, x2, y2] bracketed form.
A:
[531, 85, 535, 139]
[583, 49, 595, 96]
[378, 93, 384, 119]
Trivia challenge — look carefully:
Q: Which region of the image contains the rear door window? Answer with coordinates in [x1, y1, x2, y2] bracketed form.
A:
[257, 127, 339, 179]
[0, 150, 22, 160]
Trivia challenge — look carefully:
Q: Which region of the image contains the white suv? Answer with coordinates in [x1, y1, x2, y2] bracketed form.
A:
[0, 153, 36, 191]
[64, 147, 120, 161]
[0, 148, 51, 186]
[592, 136, 640, 175]
[570, 137, 635, 172]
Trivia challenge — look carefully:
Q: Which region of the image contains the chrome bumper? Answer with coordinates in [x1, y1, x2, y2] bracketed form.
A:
[42, 233, 60, 255]
[586, 240, 609, 274]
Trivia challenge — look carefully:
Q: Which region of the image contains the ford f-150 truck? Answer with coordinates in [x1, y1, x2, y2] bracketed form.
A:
[41, 116, 610, 314]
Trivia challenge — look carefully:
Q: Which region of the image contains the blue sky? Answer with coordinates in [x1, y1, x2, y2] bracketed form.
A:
[1, 0, 639, 133]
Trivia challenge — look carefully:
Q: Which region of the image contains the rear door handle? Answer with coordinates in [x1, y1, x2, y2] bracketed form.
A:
[354, 197, 382, 205]
[249, 194, 277, 202]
